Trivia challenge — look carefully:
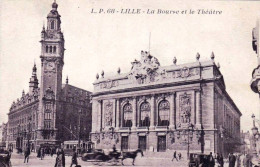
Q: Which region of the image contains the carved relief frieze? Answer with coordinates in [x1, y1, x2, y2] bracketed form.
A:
[121, 97, 132, 104]
[104, 101, 113, 127]
[99, 80, 119, 89]
[172, 67, 199, 79]
[179, 92, 192, 124]
[137, 95, 150, 104]
[155, 93, 171, 102]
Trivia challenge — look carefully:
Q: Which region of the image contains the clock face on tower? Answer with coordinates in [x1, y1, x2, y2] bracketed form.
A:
[46, 62, 56, 71]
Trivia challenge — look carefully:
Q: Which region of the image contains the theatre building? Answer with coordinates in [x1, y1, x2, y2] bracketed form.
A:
[6, 2, 92, 151]
[91, 51, 241, 156]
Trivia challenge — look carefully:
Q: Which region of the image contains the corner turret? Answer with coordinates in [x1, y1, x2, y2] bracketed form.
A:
[29, 63, 39, 95]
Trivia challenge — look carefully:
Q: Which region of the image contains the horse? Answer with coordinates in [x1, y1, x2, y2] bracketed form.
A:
[121, 149, 144, 166]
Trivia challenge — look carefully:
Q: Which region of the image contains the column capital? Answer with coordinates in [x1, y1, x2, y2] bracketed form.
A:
[97, 99, 102, 103]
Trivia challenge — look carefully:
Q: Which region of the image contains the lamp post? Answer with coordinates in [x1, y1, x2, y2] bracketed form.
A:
[252, 114, 259, 155]
[186, 124, 194, 159]
[78, 109, 82, 154]
[27, 117, 31, 150]
[174, 123, 198, 160]
[23, 128, 26, 151]
[17, 124, 20, 150]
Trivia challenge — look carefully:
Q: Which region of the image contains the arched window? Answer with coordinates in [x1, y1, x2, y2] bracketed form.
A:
[46, 46, 48, 53]
[49, 46, 52, 53]
[140, 102, 150, 127]
[53, 46, 56, 53]
[158, 100, 170, 126]
[51, 20, 55, 29]
[123, 103, 132, 127]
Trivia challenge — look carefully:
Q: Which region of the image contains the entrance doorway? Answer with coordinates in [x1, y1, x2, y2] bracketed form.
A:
[121, 136, 128, 151]
[138, 136, 146, 151]
[157, 136, 166, 152]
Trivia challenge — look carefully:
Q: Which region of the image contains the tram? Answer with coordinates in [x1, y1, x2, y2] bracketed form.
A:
[63, 140, 94, 156]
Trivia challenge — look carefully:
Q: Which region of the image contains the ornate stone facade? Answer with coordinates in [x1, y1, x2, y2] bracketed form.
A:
[6, 2, 92, 152]
[91, 51, 241, 157]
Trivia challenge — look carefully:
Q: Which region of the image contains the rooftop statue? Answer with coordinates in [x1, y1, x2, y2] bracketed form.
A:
[128, 50, 166, 84]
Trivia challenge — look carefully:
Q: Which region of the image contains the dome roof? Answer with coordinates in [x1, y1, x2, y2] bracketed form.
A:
[52, 2, 58, 9]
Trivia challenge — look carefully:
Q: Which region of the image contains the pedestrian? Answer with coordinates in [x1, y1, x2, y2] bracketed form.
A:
[219, 154, 224, 167]
[54, 149, 65, 167]
[37, 147, 40, 158]
[112, 144, 117, 153]
[70, 148, 78, 167]
[244, 154, 252, 167]
[207, 152, 215, 167]
[40, 147, 44, 160]
[229, 152, 236, 167]
[178, 152, 182, 160]
[24, 147, 30, 163]
[8, 148, 12, 159]
[236, 154, 241, 167]
[171, 151, 178, 161]
[51, 147, 54, 157]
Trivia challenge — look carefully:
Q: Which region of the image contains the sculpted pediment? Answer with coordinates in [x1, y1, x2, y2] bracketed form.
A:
[128, 51, 166, 84]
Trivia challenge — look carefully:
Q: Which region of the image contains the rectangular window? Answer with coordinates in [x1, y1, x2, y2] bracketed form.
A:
[157, 136, 166, 152]
[121, 136, 129, 151]
[138, 136, 146, 151]
[44, 121, 51, 129]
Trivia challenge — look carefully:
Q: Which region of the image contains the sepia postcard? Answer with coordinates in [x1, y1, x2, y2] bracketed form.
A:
[0, 0, 260, 166]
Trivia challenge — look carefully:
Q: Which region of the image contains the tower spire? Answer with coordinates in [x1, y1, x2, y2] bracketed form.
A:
[29, 63, 38, 95]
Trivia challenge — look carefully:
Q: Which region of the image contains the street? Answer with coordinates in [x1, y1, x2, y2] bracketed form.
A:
[9, 152, 189, 167]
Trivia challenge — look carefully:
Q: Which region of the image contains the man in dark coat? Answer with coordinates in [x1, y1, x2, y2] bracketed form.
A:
[171, 151, 178, 161]
[229, 152, 236, 167]
[70, 149, 78, 167]
[208, 152, 215, 167]
[24, 146, 30, 163]
[55, 149, 65, 167]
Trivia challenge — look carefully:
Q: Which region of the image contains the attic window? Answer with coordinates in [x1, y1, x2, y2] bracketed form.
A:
[51, 20, 55, 29]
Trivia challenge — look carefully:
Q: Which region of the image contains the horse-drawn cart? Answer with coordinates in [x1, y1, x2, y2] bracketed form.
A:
[91, 151, 121, 166]
[0, 150, 12, 167]
[82, 149, 121, 166]
[82, 149, 143, 166]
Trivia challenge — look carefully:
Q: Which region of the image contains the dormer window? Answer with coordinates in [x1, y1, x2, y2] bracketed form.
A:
[51, 20, 55, 29]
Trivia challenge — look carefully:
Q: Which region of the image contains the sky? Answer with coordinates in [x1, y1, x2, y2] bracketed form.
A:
[0, 0, 260, 132]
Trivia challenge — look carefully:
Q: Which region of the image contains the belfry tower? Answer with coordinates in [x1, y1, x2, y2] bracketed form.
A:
[38, 1, 65, 143]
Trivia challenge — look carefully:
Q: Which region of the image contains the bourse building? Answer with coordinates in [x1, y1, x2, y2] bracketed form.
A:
[6, 2, 92, 152]
[91, 51, 241, 157]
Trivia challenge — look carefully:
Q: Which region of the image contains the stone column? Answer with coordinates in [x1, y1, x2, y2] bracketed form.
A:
[98, 100, 102, 132]
[132, 97, 137, 129]
[150, 95, 155, 129]
[113, 99, 116, 127]
[196, 90, 201, 128]
[115, 99, 120, 130]
[169, 92, 175, 129]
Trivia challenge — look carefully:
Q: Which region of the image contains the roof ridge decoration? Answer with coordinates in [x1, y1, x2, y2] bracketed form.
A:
[128, 50, 166, 84]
